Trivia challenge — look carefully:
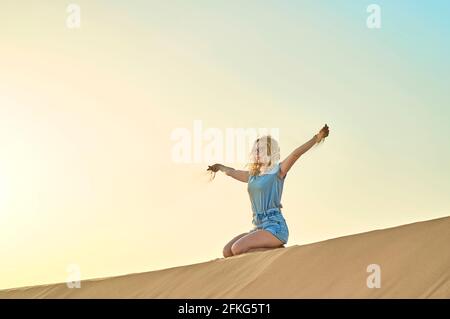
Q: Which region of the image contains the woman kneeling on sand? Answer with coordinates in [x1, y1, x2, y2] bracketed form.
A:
[207, 124, 330, 257]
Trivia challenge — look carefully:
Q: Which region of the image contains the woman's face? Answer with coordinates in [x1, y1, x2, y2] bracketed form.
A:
[252, 139, 271, 164]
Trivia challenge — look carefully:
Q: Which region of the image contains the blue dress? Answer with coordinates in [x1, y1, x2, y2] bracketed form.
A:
[247, 162, 289, 244]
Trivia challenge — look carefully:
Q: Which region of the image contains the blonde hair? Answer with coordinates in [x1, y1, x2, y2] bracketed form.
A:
[247, 135, 280, 176]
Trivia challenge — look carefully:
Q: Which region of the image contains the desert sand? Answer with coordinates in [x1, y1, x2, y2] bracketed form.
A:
[1, 216, 449, 298]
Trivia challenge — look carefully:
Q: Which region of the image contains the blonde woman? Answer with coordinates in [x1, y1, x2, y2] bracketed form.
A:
[207, 124, 329, 257]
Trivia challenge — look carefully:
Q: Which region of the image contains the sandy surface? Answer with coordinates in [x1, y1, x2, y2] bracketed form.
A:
[1, 216, 449, 298]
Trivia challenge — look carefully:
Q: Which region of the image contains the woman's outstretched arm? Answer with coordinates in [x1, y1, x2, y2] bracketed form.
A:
[207, 164, 249, 183]
[279, 124, 329, 178]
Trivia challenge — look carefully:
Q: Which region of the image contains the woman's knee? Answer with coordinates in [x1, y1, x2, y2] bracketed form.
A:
[230, 242, 246, 256]
[222, 245, 233, 258]
[223, 233, 248, 258]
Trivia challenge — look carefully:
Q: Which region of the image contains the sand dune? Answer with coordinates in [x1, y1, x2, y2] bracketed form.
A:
[1, 216, 449, 298]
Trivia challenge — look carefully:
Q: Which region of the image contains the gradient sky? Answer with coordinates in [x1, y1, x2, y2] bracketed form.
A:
[1, 1, 449, 289]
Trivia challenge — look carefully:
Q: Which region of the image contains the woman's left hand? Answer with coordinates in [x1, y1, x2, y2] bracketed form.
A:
[316, 124, 329, 143]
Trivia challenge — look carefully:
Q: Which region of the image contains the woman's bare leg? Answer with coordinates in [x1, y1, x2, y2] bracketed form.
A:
[231, 230, 284, 256]
[222, 232, 250, 258]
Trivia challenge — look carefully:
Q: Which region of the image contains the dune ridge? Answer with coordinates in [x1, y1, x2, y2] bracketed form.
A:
[1, 216, 449, 298]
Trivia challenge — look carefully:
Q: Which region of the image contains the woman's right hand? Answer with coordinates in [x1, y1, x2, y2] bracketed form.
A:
[207, 163, 223, 173]
[207, 164, 248, 183]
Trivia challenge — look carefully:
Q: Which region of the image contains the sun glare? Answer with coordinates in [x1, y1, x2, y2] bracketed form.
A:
[0, 171, 8, 212]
